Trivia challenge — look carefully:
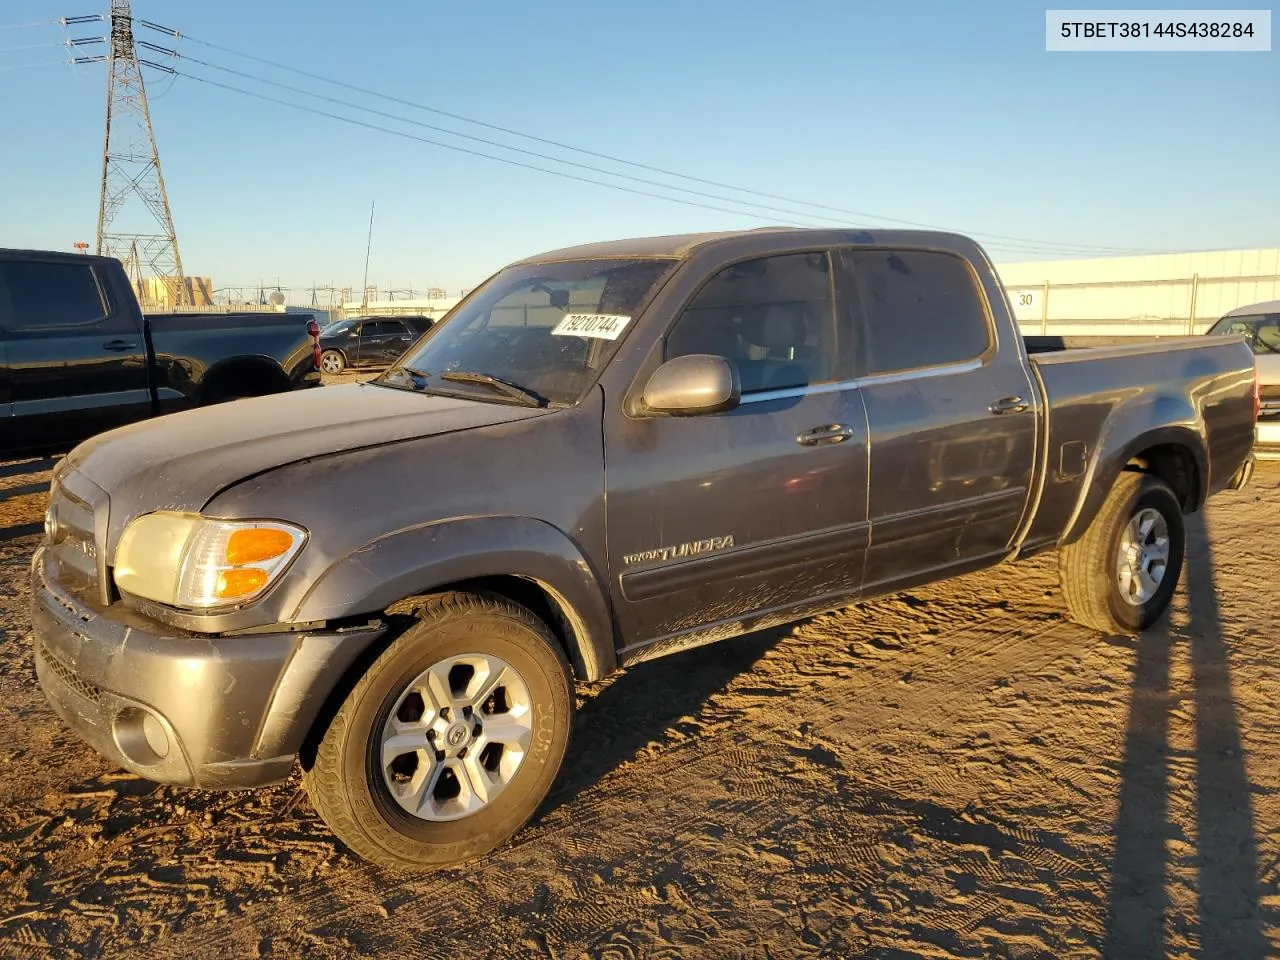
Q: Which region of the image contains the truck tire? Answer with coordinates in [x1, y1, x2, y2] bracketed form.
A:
[1059, 471, 1185, 635]
[304, 591, 573, 871]
[320, 350, 346, 374]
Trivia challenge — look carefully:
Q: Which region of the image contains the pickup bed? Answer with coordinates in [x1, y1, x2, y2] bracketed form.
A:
[30, 228, 1258, 871]
[0, 248, 322, 454]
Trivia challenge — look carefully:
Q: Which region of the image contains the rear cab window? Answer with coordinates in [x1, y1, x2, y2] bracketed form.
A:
[841, 249, 992, 377]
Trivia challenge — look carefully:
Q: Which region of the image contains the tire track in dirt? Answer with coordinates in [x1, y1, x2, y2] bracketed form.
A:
[145, 563, 1114, 959]
[1, 465, 1278, 958]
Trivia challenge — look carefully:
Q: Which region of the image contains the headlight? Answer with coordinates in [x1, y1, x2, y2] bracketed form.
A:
[114, 512, 306, 610]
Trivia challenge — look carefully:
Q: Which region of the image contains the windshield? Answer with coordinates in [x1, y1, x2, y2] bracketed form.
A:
[1207, 313, 1280, 355]
[323, 319, 357, 337]
[377, 258, 677, 405]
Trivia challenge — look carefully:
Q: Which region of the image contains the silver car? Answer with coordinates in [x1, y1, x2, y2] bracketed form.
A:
[1208, 301, 1280, 460]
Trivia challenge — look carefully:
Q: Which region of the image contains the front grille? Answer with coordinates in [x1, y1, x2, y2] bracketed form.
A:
[45, 482, 100, 598]
[37, 639, 102, 705]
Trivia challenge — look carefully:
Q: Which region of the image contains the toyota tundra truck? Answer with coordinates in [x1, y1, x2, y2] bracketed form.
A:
[30, 228, 1259, 871]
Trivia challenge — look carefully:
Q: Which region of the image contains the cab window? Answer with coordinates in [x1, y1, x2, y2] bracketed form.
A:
[665, 252, 838, 394]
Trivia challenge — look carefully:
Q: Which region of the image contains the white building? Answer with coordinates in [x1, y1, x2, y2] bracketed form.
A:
[339, 296, 463, 322]
[996, 247, 1280, 337]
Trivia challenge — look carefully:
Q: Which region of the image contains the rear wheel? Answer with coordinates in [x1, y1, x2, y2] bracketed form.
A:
[304, 592, 573, 871]
[1059, 471, 1185, 634]
[320, 350, 346, 374]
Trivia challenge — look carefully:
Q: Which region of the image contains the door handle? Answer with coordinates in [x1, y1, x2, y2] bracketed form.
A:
[797, 423, 854, 446]
[102, 340, 137, 351]
[988, 396, 1029, 415]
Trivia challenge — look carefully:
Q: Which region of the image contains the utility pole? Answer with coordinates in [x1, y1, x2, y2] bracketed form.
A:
[93, 0, 187, 307]
[361, 200, 376, 309]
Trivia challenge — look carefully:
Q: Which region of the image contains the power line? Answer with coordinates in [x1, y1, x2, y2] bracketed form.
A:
[0, 41, 60, 52]
[163, 28, 1148, 256]
[167, 55, 1131, 257]
[175, 52, 917, 235]
[0, 59, 66, 71]
[0, 20, 58, 32]
[169, 68, 824, 226]
[140, 63, 1140, 259]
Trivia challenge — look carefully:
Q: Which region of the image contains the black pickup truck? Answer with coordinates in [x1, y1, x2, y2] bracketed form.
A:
[31, 228, 1258, 871]
[0, 248, 322, 455]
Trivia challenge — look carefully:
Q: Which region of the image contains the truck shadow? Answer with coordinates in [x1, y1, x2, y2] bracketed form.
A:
[536, 625, 787, 820]
[1104, 510, 1268, 958]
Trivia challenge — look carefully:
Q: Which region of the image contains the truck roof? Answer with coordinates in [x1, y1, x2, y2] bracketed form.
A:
[1223, 299, 1280, 318]
[515, 227, 979, 264]
[0, 248, 121, 267]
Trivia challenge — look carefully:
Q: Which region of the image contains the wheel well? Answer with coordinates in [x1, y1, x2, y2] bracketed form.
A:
[1125, 443, 1200, 511]
[427, 575, 584, 678]
[201, 359, 290, 403]
[377, 576, 586, 680]
[297, 576, 587, 772]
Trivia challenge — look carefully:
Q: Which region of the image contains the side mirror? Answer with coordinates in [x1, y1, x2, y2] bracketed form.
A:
[641, 354, 739, 416]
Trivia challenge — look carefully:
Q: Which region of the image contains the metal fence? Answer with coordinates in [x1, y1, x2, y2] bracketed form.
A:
[1005, 272, 1280, 337]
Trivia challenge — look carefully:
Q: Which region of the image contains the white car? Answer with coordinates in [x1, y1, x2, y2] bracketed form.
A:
[1208, 301, 1280, 460]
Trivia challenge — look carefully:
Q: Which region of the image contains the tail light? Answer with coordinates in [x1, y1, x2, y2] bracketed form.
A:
[307, 320, 322, 370]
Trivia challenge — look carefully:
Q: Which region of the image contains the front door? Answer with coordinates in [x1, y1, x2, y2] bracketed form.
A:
[0, 255, 152, 451]
[837, 247, 1038, 594]
[604, 251, 869, 654]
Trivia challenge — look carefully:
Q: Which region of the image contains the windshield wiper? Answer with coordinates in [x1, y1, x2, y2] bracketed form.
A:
[439, 371, 544, 407]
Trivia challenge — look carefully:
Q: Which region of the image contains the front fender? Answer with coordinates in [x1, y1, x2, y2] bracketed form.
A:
[289, 516, 617, 680]
[1061, 394, 1207, 546]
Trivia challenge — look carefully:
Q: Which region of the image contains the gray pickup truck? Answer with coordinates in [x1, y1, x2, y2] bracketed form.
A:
[31, 228, 1258, 871]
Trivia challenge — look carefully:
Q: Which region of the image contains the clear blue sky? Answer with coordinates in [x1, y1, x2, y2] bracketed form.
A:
[1, 0, 1276, 296]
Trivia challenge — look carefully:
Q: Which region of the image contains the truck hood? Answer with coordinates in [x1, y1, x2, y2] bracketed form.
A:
[63, 382, 549, 521]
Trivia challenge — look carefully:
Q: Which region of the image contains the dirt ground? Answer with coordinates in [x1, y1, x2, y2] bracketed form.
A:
[0, 455, 1277, 960]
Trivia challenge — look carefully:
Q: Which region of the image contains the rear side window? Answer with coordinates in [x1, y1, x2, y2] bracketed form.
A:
[846, 249, 990, 376]
[365, 320, 402, 336]
[0, 260, 107, 328]
[665, 252, 838, 394]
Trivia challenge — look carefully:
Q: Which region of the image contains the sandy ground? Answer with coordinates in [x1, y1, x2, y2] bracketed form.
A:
[0, 452, 1277, 959]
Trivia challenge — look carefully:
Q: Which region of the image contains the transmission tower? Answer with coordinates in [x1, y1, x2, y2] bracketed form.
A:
[95, 0, 187, 306]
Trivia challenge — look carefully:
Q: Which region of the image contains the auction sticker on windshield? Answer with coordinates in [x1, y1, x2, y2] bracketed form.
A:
[550, 314, 632, 340]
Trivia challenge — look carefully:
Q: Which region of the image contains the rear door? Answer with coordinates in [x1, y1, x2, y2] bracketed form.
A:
[837, 247, 1037, 594]
[371, 319, 416, 364]
[603, 251, 870, 652]
[353, 320, 401, 366]
[0, 255, 151, 450]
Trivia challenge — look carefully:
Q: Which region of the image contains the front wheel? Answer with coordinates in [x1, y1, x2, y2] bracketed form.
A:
[320, 350, 346, 374]
[1059, 471, 1186, 634]
[304, 592, 573, 871]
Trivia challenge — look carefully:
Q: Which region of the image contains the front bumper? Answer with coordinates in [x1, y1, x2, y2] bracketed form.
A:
[31, 548, 385, 789]
[1255, 421, 1280, 461]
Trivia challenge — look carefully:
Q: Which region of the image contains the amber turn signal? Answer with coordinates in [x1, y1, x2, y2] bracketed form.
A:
[226, 528, 296, 566]
[216, 567, 270, 599]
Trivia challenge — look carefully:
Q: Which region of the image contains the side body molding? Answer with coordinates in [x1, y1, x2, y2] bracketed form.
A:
[289, 516, 618, 681]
